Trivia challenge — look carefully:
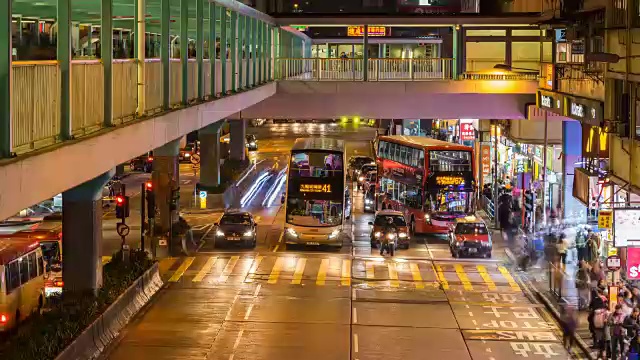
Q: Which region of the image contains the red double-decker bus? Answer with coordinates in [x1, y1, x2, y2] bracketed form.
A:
[376, 136, 476, 235]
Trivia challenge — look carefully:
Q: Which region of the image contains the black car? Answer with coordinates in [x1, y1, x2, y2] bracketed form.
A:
[246, 134, 258, 151]
[129, 151, 153, 173]
[179, 144, 198, 163]
[348, 156, 374, 179]
[214, 211, 257, 248]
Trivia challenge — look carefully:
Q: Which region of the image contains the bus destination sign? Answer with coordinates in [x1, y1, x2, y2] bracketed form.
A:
[435, 176, 465, 186]
[300, 184, 332, 193]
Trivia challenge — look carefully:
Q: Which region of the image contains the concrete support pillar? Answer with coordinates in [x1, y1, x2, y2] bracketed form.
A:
[363, 24, 369, 81]
[102, 0, 113, 127]
[62, 169, 114, 295]
[561, 120, 585, 222]
[229, 119, 246, 161]
[0, 0, 12, 158]
[199, 122, 224, 189]
[58, 0, 72, 141]
[152, 139, 180, 233]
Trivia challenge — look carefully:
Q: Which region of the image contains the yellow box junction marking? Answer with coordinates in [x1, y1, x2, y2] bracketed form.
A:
[477, 265, 497, 291]
[291, 258, 307, 284]
[498, 265, 521, 291]
[455, 264, 473, 291]
[316, 259, 329, 285]
[268, 257, 285, 284]
[193, 257, 218, 282]
[365, 261, 375, 279]
[168, 257, 195, 282]
[341, 259, 351, 286]
[388, 263, 399, 288]
[434, 264, 449, 290]
[410, 263, 424, 289]
[245, 255, 264, 283]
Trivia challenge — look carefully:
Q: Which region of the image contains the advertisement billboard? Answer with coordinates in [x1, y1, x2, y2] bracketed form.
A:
[628, 247, 640, 279]
[614, 209, 640, 247]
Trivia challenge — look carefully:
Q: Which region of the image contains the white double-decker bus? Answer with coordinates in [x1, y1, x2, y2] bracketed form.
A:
[283, 138, 346, 250]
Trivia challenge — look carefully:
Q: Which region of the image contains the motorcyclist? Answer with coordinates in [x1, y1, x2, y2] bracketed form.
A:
[380, 217, 398, 256]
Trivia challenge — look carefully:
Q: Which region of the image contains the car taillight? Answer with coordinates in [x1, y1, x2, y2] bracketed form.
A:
[54, 280, 64, 287]
[147, 157, 153, 162]
[0, 314, 7, 323]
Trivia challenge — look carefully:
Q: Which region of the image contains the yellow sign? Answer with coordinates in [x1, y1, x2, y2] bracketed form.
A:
[586, 126, 608, 154]
[598, 210, 612, 229]
[609, 286, 618, 312]
[347, 26, 386, 37]
[435, 176, 465, 186]
[300, 184, 332, 193]
[199, 197, 207, 209]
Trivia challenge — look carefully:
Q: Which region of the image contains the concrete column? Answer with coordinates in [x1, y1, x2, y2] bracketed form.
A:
[561, 120, 585, 222]
[363, 24, 369, 81]
[102, 0, 113, 126]
[152, 139, 180, 233]
[229, 119, 246, 161]
[62, 169, 114, 295]
[58, 0, 72, 141]
[199, 122, 224, 190]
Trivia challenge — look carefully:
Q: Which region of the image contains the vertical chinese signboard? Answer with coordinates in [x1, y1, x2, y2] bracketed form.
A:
[481, 145, 491, 185]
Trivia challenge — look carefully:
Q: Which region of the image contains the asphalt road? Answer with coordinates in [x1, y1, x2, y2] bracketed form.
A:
[100, 124, 578, 360]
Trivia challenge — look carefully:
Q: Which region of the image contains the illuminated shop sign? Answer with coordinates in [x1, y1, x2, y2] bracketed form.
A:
[300, 184, 332, 193]
[537, 90, 562, 115]
[563, 95, 603, 126]
[435, 176, 465, 186]
[347, 26, 387, 37]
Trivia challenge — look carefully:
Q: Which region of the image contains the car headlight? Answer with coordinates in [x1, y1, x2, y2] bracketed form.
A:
[365, 199, 372, 204]
[216, 230, 225, 237]
[358, 176, 364, 182]
[250, 142, 256, 146]
[243, 230, 254, 237]
[398, 232, 408, 238]
[425, 214, 431, 224]
[286, 228, 298, 237]
[374, 232, 381, 238]
[328, 230, 340, 239]
[185, 153, 190, 157]
[386, 233, 396, 240]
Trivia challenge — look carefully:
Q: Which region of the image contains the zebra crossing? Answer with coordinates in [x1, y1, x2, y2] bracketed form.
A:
[155, 255, 522, 292]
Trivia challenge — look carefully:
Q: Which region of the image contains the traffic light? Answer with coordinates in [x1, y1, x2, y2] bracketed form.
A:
[169, 188, 180, 211]
[524, 190, 534, 213]
[115, 195, 130, 219]
[145, 182, 155, 219]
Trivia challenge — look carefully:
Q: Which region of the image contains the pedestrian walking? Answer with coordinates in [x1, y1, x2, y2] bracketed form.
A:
[561, 306, 578, 351]
[593, 306, 610, 359]
[576, 226, 589, 262]
[576, 261, 591, 310]
[609, 304, 628, 360]
[556, 234, 568, 270]
[625, 307, 640, 356]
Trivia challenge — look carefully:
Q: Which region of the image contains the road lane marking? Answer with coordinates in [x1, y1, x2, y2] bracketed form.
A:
[193, 256, 218, 282]
[254, 284, 262, 297]
[245, 255, 264, 283]
[477, 265, 497, 291]
[427, 247, 435, 259]
[498, 266, 521, 291]
[341, 259, 351, 286]
[244, 304, 254, 320]
[387, 262, 399, 288]
[434, 264, 449, 290]
[268, 257, 284, 284]
[365, 261, 375, 279]
[228, 329, 245, 360]
[158, 257, 177, 275]
[455, 264, 473, 291]
[316, 258, 329, 285]
[352, 288, 357, 300]
[218, 256, 240, 282]
[168, 257, 195, 282]
[352, 307, 358, 323]
[409, 263, 425, 289]
[273, 231, 283, 252]
[291, 258, 307, 284]
[353, 333, 359, 353]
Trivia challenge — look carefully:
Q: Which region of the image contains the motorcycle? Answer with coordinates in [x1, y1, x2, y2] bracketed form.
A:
[380, 228, 397, 256]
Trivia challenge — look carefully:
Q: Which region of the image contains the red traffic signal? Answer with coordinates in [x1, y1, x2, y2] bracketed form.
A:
[115, 195, 125, 205]
[145, 181, 153, 190]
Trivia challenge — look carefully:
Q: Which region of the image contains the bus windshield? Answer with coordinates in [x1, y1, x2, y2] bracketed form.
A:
[40, 240, 60, 264]
[290, 151, 343, 178]
[428, 191, 474, 214]
[285, 198, 343, 227]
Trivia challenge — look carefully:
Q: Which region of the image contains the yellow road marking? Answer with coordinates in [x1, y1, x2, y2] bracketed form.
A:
[455, 264, 473, 291]
[498, 266, 521, 291]
[268, 257, 284, 284]
[388, 263, 399, 288]
[193, 257, 217, 282]
[101, 256, 112, 265]
[410, 263, 424, 289]
[168, 257, 195, 282]
[291, 258, 307, 284]
[245, 255, 264, 283]
[477, 265, 497, 291]
[365, 261, 375, 279]
[434, 264, 449, 290]
[341, 259, 351, 286]
[158, 257, 177, 275]
[219, 256, 240, 282]
[316, 259, 329, 285]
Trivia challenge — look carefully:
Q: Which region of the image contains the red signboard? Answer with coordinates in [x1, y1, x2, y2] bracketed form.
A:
[481, 145, 491, 177]
[347, 26, 387, 37]
[628, 247, 640, 279]
[460, 123, 475, 141]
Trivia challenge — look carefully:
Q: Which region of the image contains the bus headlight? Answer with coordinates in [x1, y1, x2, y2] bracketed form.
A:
[328, 230, 340, 239]
[286, 228, 298, 237]
[374, 232, 381, 238]
[216, 230, 225, 237]
[398, 232, 408, 238]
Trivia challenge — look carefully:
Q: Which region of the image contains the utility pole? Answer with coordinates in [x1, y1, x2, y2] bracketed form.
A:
[492, 119, 499, 229]
[542, 109, 549, 226]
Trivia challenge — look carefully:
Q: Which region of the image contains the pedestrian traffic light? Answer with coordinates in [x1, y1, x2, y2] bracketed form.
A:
[115, 195, 130, 219]
[524, 190, 534, 213]
[145, 182, 156, 219]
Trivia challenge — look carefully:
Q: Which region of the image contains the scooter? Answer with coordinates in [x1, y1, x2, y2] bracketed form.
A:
[379, 229, 397, 256]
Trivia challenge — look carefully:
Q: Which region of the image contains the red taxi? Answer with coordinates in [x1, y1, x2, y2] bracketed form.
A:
[448, 216, 492, 258]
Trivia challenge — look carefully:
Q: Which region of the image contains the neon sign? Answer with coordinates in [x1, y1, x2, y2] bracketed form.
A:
[435, 176, 465, 186]
[347, 26, 387, 37]
[300, 184, 332, 193]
